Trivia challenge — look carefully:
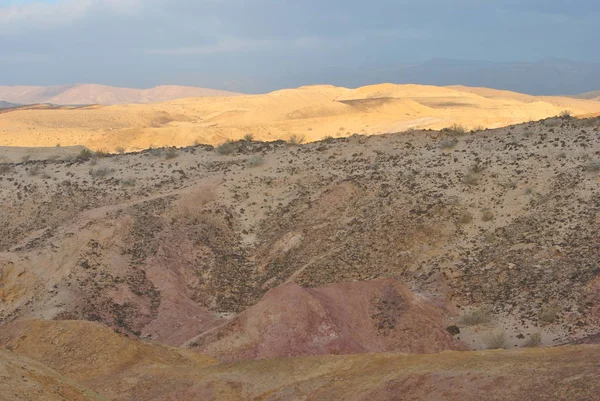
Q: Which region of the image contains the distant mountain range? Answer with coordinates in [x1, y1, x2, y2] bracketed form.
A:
[575, 90, 600, 101]
[269, 58, 600, 97]
[0, 84, 240, 106]
[0, 101, 19, 109]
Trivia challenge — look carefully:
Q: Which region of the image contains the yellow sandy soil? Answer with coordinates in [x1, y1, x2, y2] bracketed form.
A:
[1, 83, 599, 152]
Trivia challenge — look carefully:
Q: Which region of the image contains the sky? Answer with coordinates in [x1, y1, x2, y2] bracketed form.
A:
[1, 0, 599, 93]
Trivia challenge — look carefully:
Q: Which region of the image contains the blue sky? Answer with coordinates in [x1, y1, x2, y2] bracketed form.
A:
[1, 0, 599, 92]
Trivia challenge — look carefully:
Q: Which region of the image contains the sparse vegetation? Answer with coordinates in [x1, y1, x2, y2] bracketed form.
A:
[524, 332, 542, 347]
[584, 160, 600, 172]
[96, 149, 110, 158]
[481, 209, 495, 222]
[121, 178, 136, 187]
[0, 164, 13, 175]
[28, 165, 41, 176]
[470, 163, 485, 173]
[463, 173, 479, 186]
[89, 167, 114, 178]
[559, 110, 573, 119]
[459, 307, 492, 326]
[149, 147, 164, 157]
[439, 137, 458, 149]
[216, 140, 238, 155]
[458, 212, 473, 224]
[539, 306, 560, 324]
[484, 331, 508, 349]
[288, 134, 306, 145]
[243, 133, 255, 142]
[246, 156, 264, 168]
[164, 148, 179, 159]
[443, 123, 468, 136]
[76, 149, 95, 162]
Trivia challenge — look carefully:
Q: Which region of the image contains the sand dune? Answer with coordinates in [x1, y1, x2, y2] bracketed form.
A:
[0, 83, 599, 153]
[0, 84, 240, 106]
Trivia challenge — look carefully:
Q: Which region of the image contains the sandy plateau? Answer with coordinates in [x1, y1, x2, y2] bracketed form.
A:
[0, 85, 600, 399]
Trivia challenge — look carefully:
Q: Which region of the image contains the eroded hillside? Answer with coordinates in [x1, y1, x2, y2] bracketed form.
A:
[0, 115, 599, 354]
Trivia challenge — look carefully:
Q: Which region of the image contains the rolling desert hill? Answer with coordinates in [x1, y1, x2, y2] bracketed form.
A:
[0, 83, 600, 154]
[0, 84, 240, 106]
[1, 114, 600, 399]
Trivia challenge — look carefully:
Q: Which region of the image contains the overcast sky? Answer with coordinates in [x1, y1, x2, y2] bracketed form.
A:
[1, 0, 599, 92]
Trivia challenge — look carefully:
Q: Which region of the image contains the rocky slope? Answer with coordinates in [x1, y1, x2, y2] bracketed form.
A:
[0, 115, 599, 354]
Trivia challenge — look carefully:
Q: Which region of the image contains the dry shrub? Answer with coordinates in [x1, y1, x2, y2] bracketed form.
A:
[460, 307, 492, 326]
[484, 331, 508, 349]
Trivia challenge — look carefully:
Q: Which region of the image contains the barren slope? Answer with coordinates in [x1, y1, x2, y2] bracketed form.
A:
[192, 279, 465, 360]
[1, 84, 599, 152]
[2, 320, 600, 401]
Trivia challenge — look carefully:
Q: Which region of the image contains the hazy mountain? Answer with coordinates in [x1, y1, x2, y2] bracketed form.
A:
[268, 59, 600, 96]
[0, 101, 19, 109]
[0, 84, 240, 106]
[575, 90, 600, 100]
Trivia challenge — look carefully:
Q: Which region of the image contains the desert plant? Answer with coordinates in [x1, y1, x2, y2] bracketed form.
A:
[288, 134, 305, 145]
[121, 177, 136, 187]
[539, 306, 560, 324]
[471, 125, 485, 132]
[28, 165, 41, 176]
[439, 138, 458, 149]
[0, 164, 13, 174]
[470, 163, 485, 173]
[322, 135, 335, 143]
[463, 173, 479, 186]
[459, 307, 492, 326]
[243, 133, 255, 142]
[544, 118, 561, 127]
[458, 212, 473, 224]
[481, 209, 495, 222]
[246, 156, 264, 167]
[76, 149, 94, 162]
[559, 110, 573, 119]
[484, 331, 508, 349]
[95, 149, 109, 158]
[164, 148, 179, 159]
[524, 332, 542, 347]
[444, 123, 467, 136]
[584, 160, 600, 172]
[89, 167, 113, 178]
[149, 147, 164, 157]
[215, 140, 237, 155]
